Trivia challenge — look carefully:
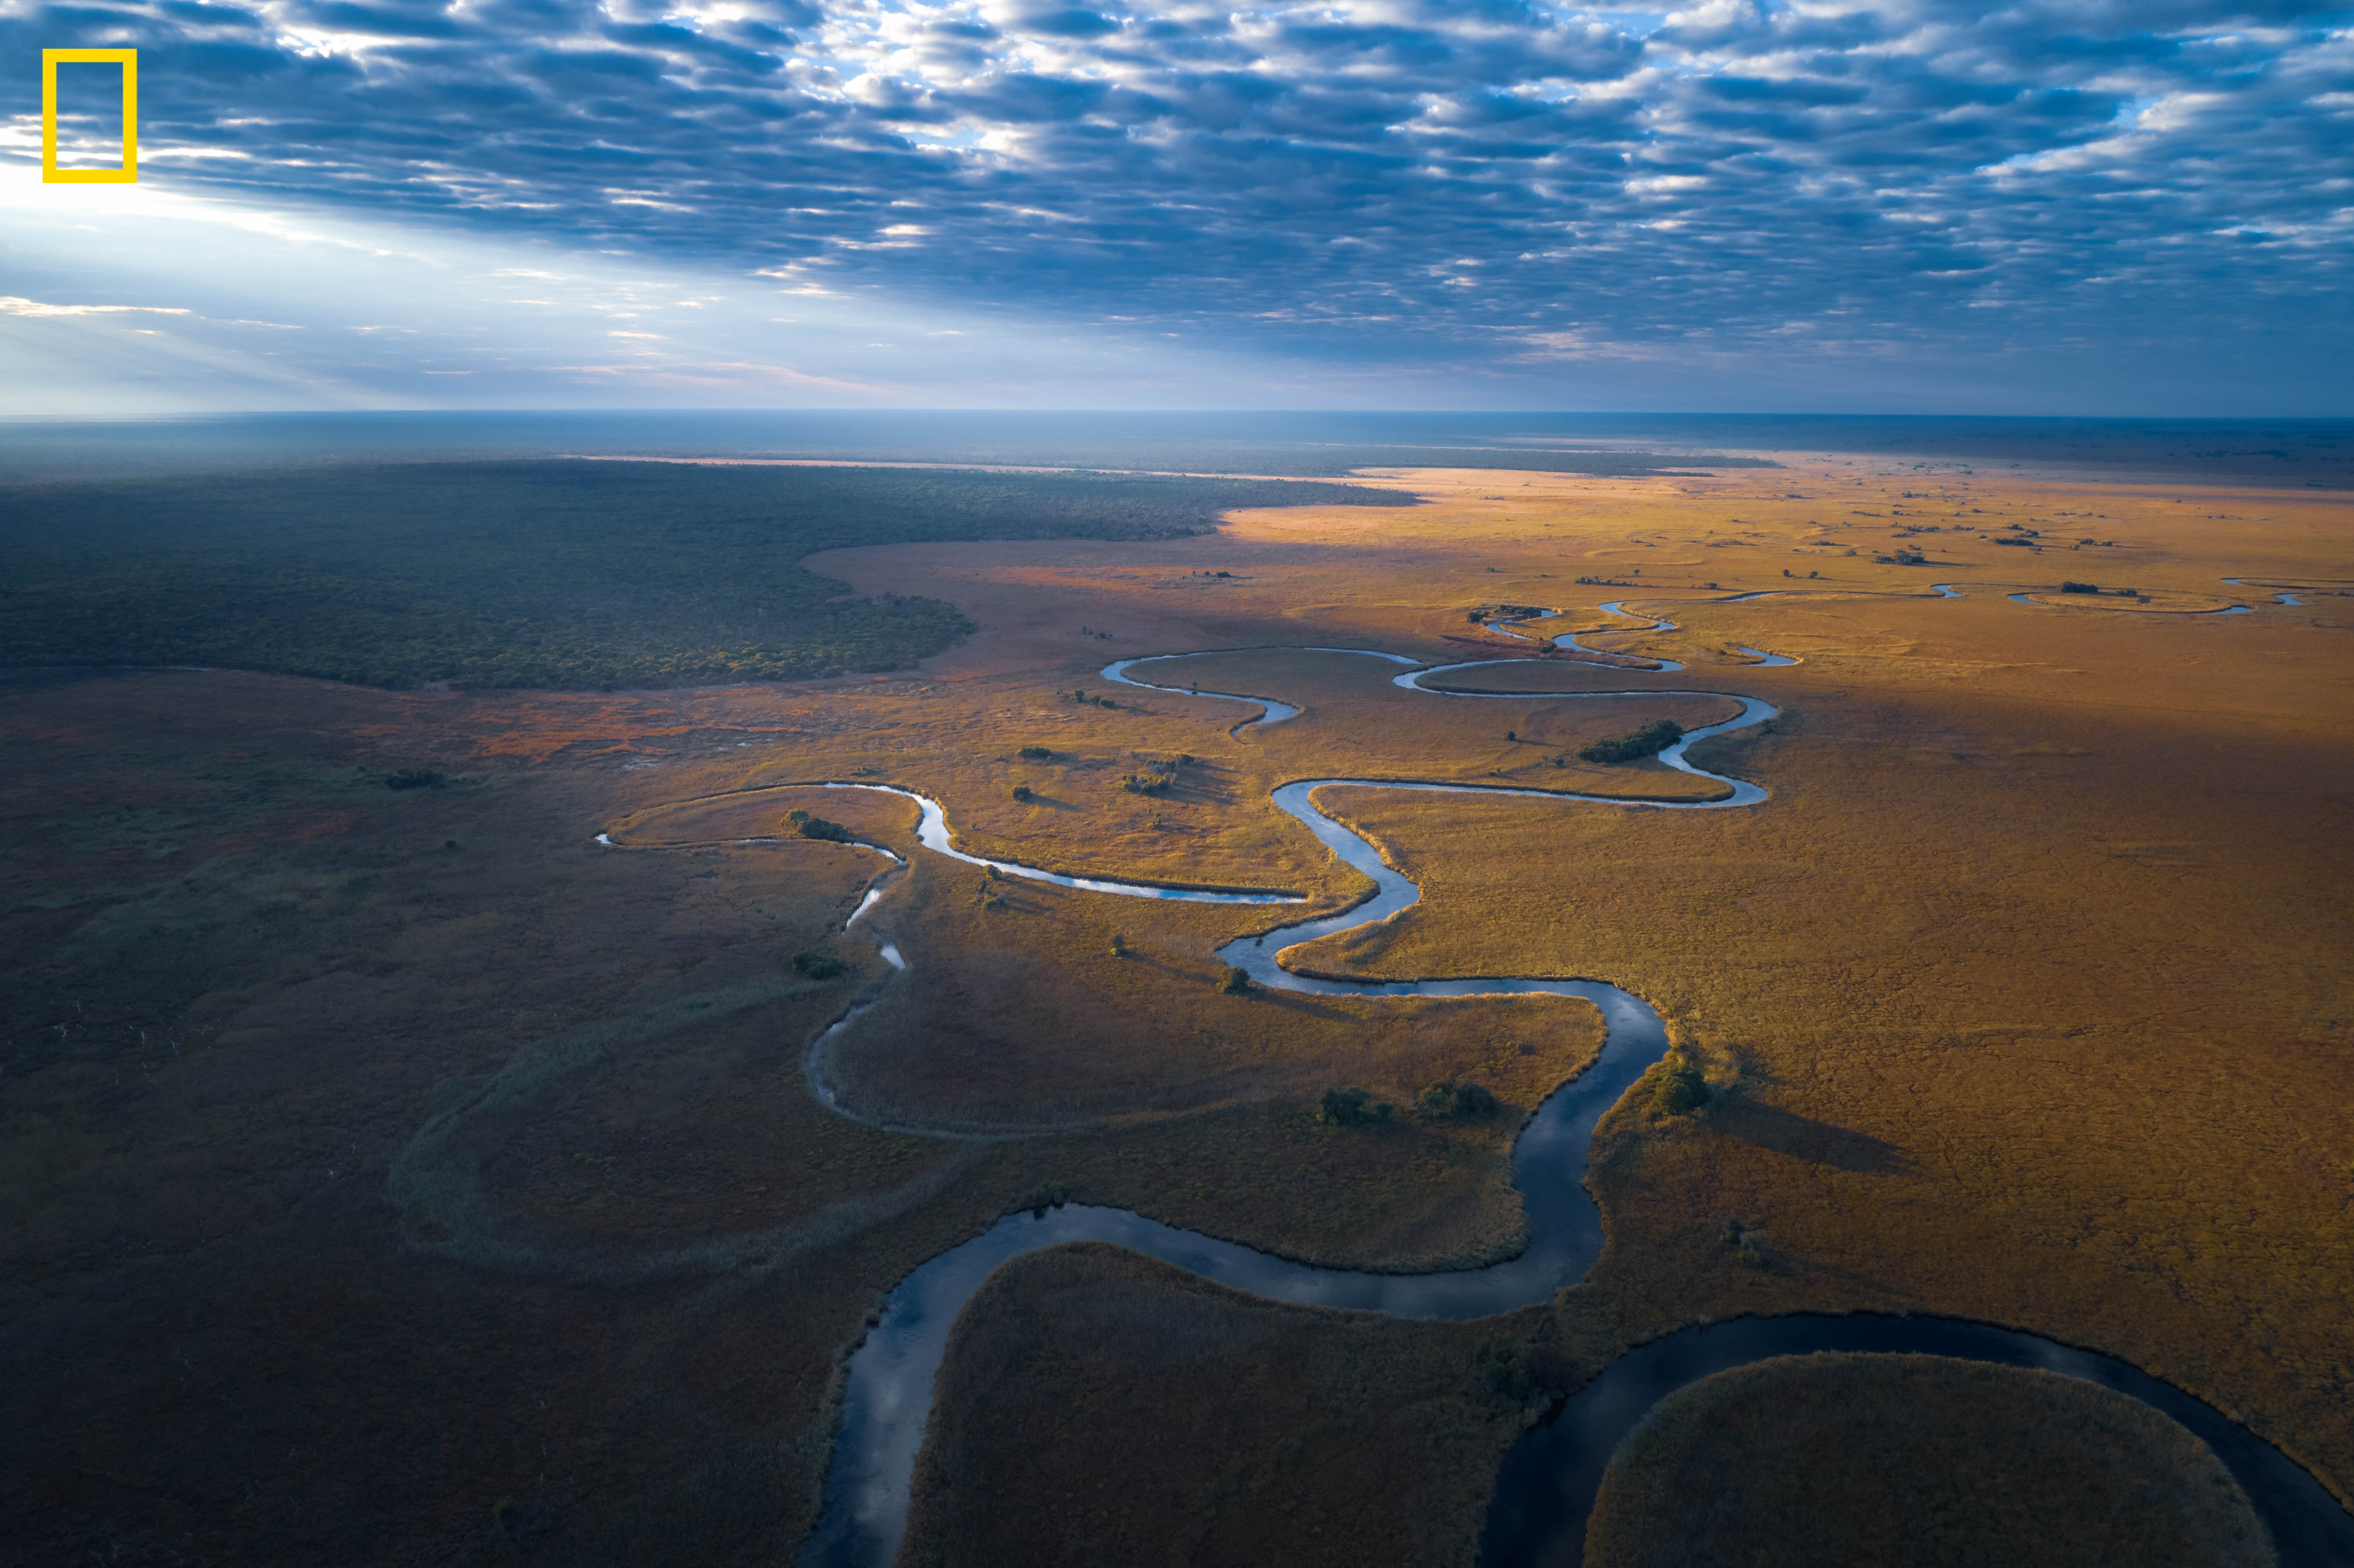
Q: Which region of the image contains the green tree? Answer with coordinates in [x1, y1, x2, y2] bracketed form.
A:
[1650, 1053, 1710, 1116]
[1579, 719, 1685, 765]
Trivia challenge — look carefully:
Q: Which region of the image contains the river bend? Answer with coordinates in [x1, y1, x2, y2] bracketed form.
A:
[682, 625, 2343, 1567]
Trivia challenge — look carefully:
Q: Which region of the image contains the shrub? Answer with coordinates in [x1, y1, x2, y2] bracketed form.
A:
[2059, 580, 2099, 594]
[1720, 1218, 1771, 1269]
[1110, 933, 1128, 958]
[1020, 1180, 1071, 1217]
[1219, 967, 1252, 995]
[384, 768, 447, 790]
[1418, 1080, 1499, 1119]
[1505, 729, 1518, 742]
[1649, 1053, 1711, 1116]
[1010, 784, 1033, 802]
[1017, 745, 1053, 759]
[792, 950, 848, 980]
[1318, 1086, 1395, 1127]
[1472, 1335, 1533, 1403]
[787, 811, 854, 842]
[1579, 719, 1685, 765]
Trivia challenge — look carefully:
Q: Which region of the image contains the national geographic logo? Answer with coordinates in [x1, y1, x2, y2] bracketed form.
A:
[42, 48, 137, 183]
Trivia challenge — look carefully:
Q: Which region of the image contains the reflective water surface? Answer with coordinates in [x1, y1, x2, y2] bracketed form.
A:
[786, 636, 2346, 1567]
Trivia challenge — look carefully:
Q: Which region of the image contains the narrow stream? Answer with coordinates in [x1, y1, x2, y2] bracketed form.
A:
[2224, 578, 2318, 606]
[758, 631, 2346, 1567]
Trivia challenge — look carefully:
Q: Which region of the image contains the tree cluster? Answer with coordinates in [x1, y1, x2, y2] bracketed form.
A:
[784, 808, 855, 843]
[791, 950, 848, 980]
[1317, 1086, 1396, 1127]
[1647, 1051, 1711, 1116]
[1416, 1080, 1499, 1119]
[1578, 719, 1685, 765]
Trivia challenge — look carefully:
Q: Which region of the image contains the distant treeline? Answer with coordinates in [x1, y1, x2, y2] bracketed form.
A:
[0, 462, 1416, 690]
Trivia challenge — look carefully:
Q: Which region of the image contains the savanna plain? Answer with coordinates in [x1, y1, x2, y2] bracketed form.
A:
[3, 444, 2349, 1567]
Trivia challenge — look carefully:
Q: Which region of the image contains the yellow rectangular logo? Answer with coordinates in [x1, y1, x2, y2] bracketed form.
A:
[43, 48, 138, 184]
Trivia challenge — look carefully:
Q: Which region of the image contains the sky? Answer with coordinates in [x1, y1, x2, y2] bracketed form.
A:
[1, 0, 2349, 414]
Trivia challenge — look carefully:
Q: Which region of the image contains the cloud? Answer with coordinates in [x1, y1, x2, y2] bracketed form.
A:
[0, 0, 2345, 405]
[0, 296, 194, 317]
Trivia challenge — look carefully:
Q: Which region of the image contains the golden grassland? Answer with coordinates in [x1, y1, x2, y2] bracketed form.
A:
[902, 1243, 1548, 1568]
[1584, 1353, 2273, 1568]
[864, 461, 2351, 1556]
[1305, 603, 2353, 1500]
[5, 453, 2349, 1563]
[598, 649, 1738, 901]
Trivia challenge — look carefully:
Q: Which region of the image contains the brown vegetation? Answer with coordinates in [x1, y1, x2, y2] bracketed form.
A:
[902, 1243, 1546, 1568]
[6, 452, 2349, 1563]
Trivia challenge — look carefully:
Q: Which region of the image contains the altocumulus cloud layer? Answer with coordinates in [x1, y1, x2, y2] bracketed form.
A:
[3, 0, 2350, 406]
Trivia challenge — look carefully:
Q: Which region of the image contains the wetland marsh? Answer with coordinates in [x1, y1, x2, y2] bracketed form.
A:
[4, 437, 2349, 1567]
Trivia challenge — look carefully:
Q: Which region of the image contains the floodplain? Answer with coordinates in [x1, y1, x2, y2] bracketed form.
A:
[4, 441, 2350, 1566]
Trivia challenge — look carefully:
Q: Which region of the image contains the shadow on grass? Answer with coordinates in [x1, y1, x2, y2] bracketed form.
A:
[1714, 1098, 1916, 1176]
[1239, 984, 1366, 1026]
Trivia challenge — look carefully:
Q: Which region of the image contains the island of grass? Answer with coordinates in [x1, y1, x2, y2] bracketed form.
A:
[1585, 1352, 2273, 1568]
[0, 462, 1416, 690]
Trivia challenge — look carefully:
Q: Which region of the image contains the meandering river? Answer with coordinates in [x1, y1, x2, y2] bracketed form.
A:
[676, 614, 2343, 1567]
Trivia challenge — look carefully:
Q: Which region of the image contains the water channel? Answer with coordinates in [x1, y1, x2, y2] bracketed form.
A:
[755, 622, 2347, 1567]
